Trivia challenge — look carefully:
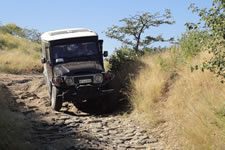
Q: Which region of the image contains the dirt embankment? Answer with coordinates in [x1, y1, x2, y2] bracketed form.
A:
[0, 73, 164, 150]
[0, 78, 34, 150]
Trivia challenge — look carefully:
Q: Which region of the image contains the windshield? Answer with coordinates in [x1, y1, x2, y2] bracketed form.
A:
[51, 42, 99, 60]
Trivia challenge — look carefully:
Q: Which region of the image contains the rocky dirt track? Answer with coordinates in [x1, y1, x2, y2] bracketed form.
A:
[0, 74, 164, 150]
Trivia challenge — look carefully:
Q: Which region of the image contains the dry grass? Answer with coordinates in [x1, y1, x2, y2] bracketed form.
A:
[165, 51, 225, 150]
[104, 59, 110, 72]
[0, 50, 42, 74]
[130, 49, 225, 149]
[0, 32, 42, 74]
[130, 53, 170, 125]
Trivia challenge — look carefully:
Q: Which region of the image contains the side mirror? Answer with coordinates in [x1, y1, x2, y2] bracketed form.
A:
[103, 51, 108, 57]
[41, 57, 46, 64]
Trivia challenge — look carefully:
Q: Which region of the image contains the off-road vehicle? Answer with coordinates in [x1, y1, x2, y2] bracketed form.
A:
[41, 28, 117, 112]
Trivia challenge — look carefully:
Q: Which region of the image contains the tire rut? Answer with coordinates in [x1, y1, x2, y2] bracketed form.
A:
[0, 74, 164, 150]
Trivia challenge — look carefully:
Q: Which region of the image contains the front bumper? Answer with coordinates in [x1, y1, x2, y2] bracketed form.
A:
[53, 72, 115, 101]
[62, 84, 114, 101]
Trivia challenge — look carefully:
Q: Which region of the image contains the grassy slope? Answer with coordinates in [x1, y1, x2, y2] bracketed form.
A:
[130, 49, 225, 150]
[0, 32, 42, 74]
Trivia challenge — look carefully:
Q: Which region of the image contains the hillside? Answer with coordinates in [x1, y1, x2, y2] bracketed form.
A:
[0, 32, 42, 74]
[129, 49, 225, 149]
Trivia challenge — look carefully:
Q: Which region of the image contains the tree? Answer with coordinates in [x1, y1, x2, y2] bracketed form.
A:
[105, 10, 175, 53]
[23, 28, 41, 43]
[0, 23, 25, 37]
[0, 23, 41, 43]
[189, 0, 225, 82]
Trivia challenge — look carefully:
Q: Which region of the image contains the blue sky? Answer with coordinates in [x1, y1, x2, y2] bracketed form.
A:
[0, 0, 212, 54]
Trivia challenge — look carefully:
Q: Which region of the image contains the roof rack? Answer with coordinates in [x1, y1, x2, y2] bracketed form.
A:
[41, 28, 98, 42]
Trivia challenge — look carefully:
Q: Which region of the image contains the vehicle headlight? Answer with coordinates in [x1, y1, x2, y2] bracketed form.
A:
[93, 74, 103, 83]
[53, 76, 63, 85]
[65, 76, 75, 86]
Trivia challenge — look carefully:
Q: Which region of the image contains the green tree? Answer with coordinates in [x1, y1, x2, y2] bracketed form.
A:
[0, 24, 41, 43]
[23, 28, 41, 43]
[0, 24, 25, 37]
[105, 10, 175, 54]
[109, 46, 137, 71]
[189, 0, 225, 81]
[178, 29, 210, 59]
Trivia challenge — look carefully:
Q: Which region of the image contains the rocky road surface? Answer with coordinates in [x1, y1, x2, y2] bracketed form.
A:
[0, 74, 164, 150]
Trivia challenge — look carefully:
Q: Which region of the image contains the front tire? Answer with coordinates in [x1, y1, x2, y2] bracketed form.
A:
[100, 93, 118, 113]
[51, 86, 62, 111]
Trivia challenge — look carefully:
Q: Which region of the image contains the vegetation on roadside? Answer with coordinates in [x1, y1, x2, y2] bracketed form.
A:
[104, 10, 175, 91]
[188, 0, 225, 82]
[0, 23, 41, 43]
[105, 1, 225, 149]
[105, 9, 175, 57]
[130, 50, 225, 149]
[0, 24, 42, 74]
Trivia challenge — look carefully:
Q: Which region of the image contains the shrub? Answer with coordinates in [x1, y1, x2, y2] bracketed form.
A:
[0, 24, 41, 43]
[158, 46, 185, 73]
[178, 30, 210, 59]
[0, 23, 25, 38]
[108, 46, 149, 94]
[0, 38, 7, 49]
[109, 46, 137, 72]
[189, 0, 225, 82]
[0, 33, 18, 49]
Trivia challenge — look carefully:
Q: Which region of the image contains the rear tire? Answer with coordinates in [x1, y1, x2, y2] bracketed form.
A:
[51, 86, 62, 111]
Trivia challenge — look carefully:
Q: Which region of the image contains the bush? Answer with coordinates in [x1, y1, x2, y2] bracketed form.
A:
[189, 0, 225, 81]
[0, 33, 18, 50]
[0, 24, 25, 38]
[158, 46, 185, 72]
[109, 46, 137, 72]
[0, 38, 7, 49]
[178, 30, 210, 59]
[108, 47, 149, 96]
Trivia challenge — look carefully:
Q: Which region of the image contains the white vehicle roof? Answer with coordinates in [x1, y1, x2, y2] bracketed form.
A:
[41, 28, 98, 42]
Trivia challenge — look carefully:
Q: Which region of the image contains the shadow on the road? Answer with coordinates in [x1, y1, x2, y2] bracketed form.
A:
[63, 95, 132, 117]
[0, 81, 109, 150]
[65, 60, 147, 117]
